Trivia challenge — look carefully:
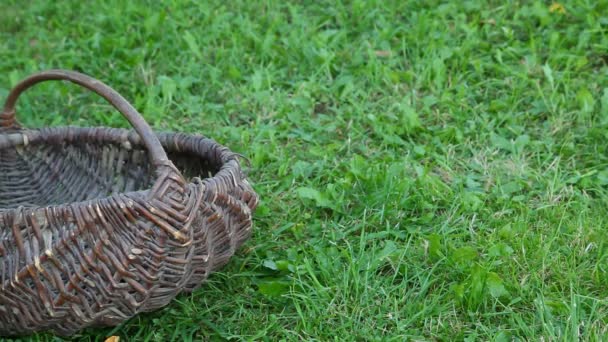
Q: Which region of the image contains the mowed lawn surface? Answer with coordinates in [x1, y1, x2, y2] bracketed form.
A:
[1, 1, 608, 341]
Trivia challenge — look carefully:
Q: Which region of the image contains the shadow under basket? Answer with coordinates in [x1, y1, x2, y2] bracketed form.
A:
[0, 70, 259, 336]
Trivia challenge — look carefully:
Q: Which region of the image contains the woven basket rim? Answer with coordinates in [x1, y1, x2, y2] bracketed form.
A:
[0, 126, 246, 214]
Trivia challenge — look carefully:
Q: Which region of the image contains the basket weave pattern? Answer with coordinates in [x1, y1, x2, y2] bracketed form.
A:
[0, 71, 258, 336]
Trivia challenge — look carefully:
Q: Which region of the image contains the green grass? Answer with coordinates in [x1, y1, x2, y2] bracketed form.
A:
[1, 0, 608, 340]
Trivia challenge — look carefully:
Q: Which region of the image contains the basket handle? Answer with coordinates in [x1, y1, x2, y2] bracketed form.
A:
[1, 69, 174, 170]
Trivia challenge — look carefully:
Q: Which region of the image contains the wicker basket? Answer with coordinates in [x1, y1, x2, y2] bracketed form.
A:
[0, 70, 259, 336]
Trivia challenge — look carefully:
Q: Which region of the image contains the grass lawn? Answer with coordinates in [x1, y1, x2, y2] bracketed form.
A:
[1, 0, 608, 340]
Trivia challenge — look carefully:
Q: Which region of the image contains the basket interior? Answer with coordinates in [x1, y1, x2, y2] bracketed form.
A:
[0, 139, 220, 210]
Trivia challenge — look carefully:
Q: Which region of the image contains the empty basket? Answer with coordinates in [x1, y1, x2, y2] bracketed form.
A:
[0, 70, 259, 336]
